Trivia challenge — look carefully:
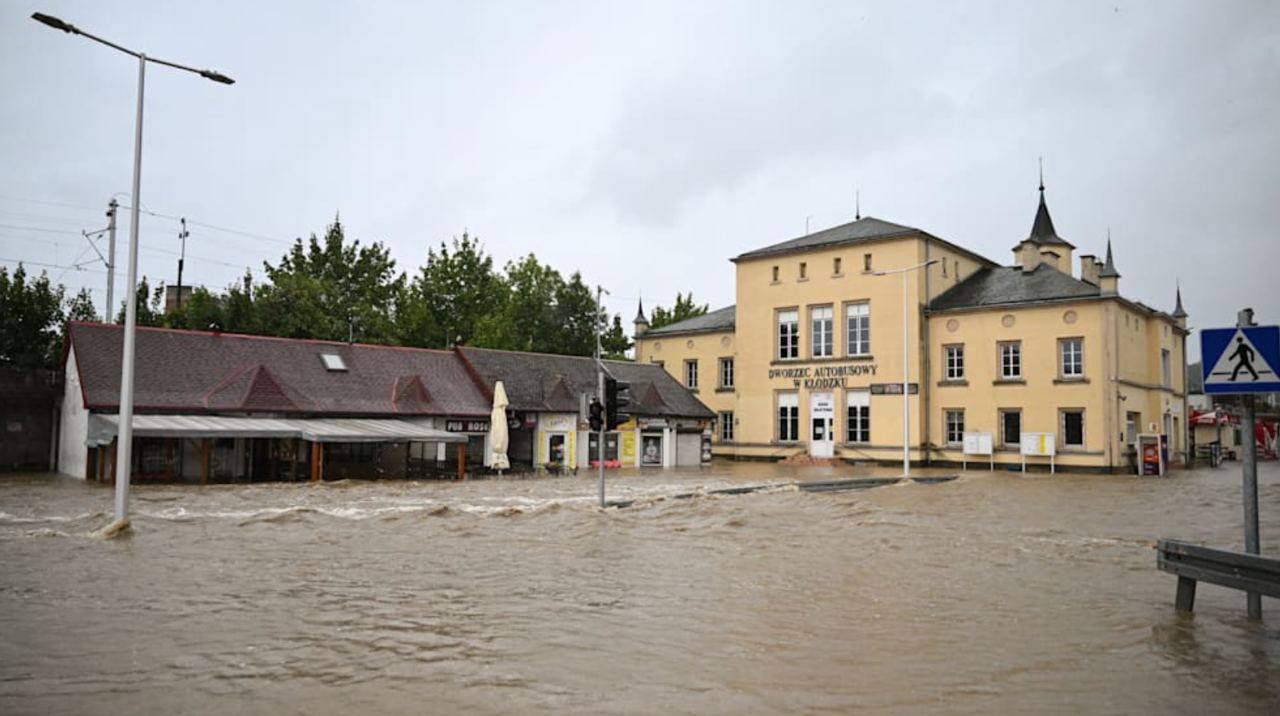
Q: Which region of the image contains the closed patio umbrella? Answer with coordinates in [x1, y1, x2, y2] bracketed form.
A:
[488, 381, 510, 471]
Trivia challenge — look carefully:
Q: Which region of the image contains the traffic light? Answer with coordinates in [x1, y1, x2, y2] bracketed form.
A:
[588, 399, 604, 432]
[605, 377, 631, 430]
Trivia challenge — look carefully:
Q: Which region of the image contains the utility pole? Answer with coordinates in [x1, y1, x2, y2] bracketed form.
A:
[176, 217, 188, 311]
[105, 199, 117, 320]
[1237, 307, 1261, 619]
[596, 285, 608, 508]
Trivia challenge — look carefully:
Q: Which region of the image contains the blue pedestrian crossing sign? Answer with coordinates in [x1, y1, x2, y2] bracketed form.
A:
[1201, 325, 1280, 394]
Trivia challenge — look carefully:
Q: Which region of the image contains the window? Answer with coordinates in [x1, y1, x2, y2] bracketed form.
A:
[1000, 409, 1021, 446]
[718, 357, 734, 389]
[1061, 409, 1084, 448]
[846, 302, 870, 356]
[954, 260, 960, 280]
[811, 306, 833, 357]
[719, 411, 734, 441]
[778, 309, 799, 359]
[944, 344, 964, 380]
[945, 409, 965, 445]
[799, 262, 807, 279]
[846, 390, 870, 443]
[999, 341, 1022, 380]
[684, 359, 698, 389]
[1059, 338, 1084, 378]
[1126, 411, 1141, 445]
[941, 260, 948, 277]
[772, 265, 780, 282]
[833, 257, 842, 275]
[320, 353, 347, 371]
[863, 253, 872, 271]
[778, 392, 799, 442]
[1161, 349, 1171, 388]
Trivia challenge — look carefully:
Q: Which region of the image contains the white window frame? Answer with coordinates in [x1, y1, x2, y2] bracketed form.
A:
[944, 344, 964, 380]
[778, 392, 799, 442]
[1059, 338, 1084, 378]
[999, 341, 1022, 380]
[1161, 348, 1172, 388]
[846, 302, 870, 357]
[944, 409, 965, 445]
[811, 305, 833, 358]
[684, 359, 698, 389]
[778, 309, 799, 360]
[846, 390, 870, 444]
[719, 411, 734, 441]
[718, 357, 734, 390]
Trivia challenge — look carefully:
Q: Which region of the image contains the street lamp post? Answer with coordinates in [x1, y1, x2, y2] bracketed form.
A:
[32, 12, 233, 527]
[873, 259, 939, 479]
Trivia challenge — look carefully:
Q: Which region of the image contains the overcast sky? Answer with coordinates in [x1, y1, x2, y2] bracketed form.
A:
[3, 1, 1278, 360]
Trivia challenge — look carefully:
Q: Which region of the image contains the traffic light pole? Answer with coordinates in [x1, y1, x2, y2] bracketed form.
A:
[596, 286, 607, 508]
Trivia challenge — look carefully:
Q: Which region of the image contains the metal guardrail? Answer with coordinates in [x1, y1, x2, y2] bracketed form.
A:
[1156, 538, 1280, 614]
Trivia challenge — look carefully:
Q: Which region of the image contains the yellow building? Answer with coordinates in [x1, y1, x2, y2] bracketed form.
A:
[634, 186, 1189, 472]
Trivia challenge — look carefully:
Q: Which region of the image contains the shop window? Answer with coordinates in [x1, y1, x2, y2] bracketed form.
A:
[718, 357, 734, 389]
[777, 309, 799, 360]
[945, 409, 965, 445]
[1000, 409, 1021, 446]
[999, 341, 1022, 380]
[719, 411, 734, 441]
[684, 359, 698, 389]
[811, 305, 833, 358]
[846, 302, 870, 356]
[944, 344, 964, 380]
[1062, 409, 1085, 448]
[1059, 338, 1084, 378]
[846, 391, 870, 443]
[778, 392, 799, 442]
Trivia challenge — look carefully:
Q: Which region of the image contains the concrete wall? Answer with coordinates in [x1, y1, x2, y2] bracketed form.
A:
[58, 350, 89, 479]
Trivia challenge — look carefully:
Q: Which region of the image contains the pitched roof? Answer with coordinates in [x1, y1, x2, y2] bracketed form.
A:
[642, 305, 736, 337]
[929, 264, 1101, 311]
[1099, 239, 1120, 278]
[457, 346, 714, 419]
[1024, 189, 1073, 247]
[66, 322, 491, 417]
[733, 216, 921, 261]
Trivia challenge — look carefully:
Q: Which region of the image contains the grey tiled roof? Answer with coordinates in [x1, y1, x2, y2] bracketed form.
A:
[929, 264, 1101, 311]
[458, 347, 714, 419]
[642, 305, 736, 336]
[733, 216, 920, 261]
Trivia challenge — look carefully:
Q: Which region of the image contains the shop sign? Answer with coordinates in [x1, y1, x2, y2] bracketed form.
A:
[768, 363, 877, 389]
[639, 418, 669, 429]
[445, 419, 489, 433]
[870, 383, 918, 395]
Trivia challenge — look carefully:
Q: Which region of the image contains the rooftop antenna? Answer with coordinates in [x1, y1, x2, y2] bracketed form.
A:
[1038, 157, 1045, 193]
[855, 189, 861, 220]
[805, 215, 812, 235]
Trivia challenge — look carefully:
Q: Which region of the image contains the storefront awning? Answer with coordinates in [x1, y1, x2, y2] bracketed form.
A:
[86, 414, 468, 447]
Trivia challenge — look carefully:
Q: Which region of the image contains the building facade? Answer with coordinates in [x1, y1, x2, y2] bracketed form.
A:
[634, 186, 1189, 472]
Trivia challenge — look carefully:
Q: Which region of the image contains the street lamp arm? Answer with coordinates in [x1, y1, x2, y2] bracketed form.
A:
[871, 258, 940, 277]
[31, 12, 234, 84]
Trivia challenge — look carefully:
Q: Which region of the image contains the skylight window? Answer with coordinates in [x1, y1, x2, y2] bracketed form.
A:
[320, 353, 347, 372]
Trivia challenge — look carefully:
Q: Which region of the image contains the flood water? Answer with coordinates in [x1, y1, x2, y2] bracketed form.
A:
[1, 461, 1278, 714]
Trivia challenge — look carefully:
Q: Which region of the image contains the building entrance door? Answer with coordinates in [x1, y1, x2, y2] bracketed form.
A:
[810, 392, 834, 458]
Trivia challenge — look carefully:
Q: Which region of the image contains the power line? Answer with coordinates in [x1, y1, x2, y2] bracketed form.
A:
[0, 256, 108, 275]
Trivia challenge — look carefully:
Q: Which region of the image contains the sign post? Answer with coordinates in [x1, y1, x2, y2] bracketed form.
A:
[1200, 309, 1277, 619]
[962, 432, 994, 471]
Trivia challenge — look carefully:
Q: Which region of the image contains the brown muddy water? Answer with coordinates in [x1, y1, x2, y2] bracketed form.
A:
[1, 462, 1278, 715]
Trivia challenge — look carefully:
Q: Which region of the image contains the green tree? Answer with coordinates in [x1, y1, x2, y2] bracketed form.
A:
[601, 314, 632, 359]
[0, 264, 65, 368]
[649, 291, 709, 329]
[64, 288, 98, 323]
[475, 254, 562, 352]
[256, 218, 404, 342]
[550, 271, 599, 356]
[398, 232, 505, 348]
[115, 276, 165, 327]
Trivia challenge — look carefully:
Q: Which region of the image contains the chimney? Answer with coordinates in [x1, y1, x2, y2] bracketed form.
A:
[1079, 254, 1098, 285]
[1038, 248, 1062, 272]
[1018, 240, 1038, 273]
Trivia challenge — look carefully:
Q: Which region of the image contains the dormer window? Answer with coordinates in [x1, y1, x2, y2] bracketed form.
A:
[320, 353, 348, 372]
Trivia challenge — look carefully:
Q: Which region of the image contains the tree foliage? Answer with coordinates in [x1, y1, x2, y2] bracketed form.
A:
[398, 232, 502, 348]
[649, 292, 709, 330]
[0, 265, 66, 369]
